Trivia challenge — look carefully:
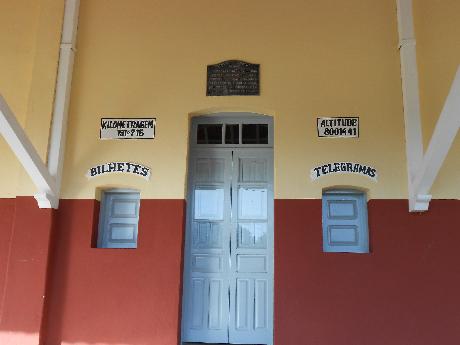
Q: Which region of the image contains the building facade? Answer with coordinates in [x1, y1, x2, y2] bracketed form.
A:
[0, 0, 460, 344]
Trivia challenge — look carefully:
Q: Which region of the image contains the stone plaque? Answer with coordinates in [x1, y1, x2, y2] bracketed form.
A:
[207, 60, 260, 96]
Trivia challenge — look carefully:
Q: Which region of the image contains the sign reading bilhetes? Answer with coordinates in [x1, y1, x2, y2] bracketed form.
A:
[317, 117, 359, 138]
[86, 162, 151, 180]
[100, 118, 156, 139]
[310, 162, 377, 181]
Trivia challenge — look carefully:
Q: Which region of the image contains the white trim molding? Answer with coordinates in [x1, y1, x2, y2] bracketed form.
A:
[0, 95, 58, 208]
[397, 0, 460, 211]
[396, 0, 425, 211]
[0, 0, 79, 209]
[47, 0, 80, 207]
[410, 68, 460, 211]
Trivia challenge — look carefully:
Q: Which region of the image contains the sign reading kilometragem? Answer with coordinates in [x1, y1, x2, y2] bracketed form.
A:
[317, 117, 359, 138]
[86, 162, 151, 180]
[311, 162, 377, 181]
[100, 118, 156, 139]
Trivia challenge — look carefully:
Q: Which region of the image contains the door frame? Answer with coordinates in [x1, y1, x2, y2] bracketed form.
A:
[181, 113, 274, 345]
[189, 113, 274, 149]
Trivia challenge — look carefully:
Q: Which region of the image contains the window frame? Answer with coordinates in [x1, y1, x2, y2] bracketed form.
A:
[190, 113, 274, 148]
[97, 188, 141, 249]
[321, 189, 369, 253]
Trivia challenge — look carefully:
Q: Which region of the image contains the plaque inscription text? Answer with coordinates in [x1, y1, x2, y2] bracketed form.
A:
[207, 60, 260, 96]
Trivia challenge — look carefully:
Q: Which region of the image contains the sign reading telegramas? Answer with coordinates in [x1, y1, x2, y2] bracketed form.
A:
[100, 118, 156, 139]
[311, 162, 377, 181]
[317, 117, 359, 138]
[86, 162, 151, 180]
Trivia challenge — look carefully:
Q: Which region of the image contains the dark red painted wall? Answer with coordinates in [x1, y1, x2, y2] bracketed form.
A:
[0, 198, 15, 312]
[275, 199, 460, 345]
[0, 197, 54, 345]
[43, 199, 185, 345]
[1, 198, 460, 344]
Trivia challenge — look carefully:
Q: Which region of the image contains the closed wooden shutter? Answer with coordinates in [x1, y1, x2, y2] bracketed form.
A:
[322, 190, 369, 253]
[98, 190, 140, 248]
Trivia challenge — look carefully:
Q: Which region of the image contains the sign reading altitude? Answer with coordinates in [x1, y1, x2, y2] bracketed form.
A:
[317, 117, 359, 138]
[86, 162, 151, 180]
[100, 118, 156, 139]
[311, 162, 377, 181]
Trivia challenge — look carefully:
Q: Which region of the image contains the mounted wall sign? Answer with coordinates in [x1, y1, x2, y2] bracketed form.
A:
[207, 60, 260, 96]
[311, 162, 377, 181]
[86, 162, 151, 180]
[100, 118, 156, 139]
[317, 117, 359, 138]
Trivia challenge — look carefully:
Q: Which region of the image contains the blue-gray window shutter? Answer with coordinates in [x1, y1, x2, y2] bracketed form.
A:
[322, 190, 369, 253]
[98, 190, 140, 248]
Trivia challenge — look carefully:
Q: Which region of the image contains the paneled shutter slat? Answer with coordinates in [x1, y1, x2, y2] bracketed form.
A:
[322, 191, 369, 253]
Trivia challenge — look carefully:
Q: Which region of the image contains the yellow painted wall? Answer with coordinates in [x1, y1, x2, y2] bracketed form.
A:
[60, 0, 406, 200]
[2, 0, 459, 201]
[0, 0, 40, 197]
[414, 0, 460, 199]
[0, 0, 63, 197]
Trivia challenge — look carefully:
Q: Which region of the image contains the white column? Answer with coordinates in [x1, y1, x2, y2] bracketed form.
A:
[46, 0, 80, 207]
[396, 0, 428, 211]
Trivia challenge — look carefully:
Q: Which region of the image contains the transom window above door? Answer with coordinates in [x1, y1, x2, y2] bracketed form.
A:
[191, 114, 273, 147]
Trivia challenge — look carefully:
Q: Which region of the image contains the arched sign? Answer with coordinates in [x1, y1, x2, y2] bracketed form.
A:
[86, 162, 151, 180]
[311, 162, 377, 181]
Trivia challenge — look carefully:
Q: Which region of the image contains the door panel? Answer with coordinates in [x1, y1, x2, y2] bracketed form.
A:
[238, 222, 267, 248]
[190, 278, 205, 329]
[255, 279, 268, 329]
[194, 187, 225, 220]
[182, 148, 273, 345]
[208, 279, 224, 329]
[229, 149, 273, 345]
[236, 255, 267, 273]
[236, 278, 251, 330]
[193, 222, 223, 249]
[182, 150, 232, 343]
[238, 187, 268, 220]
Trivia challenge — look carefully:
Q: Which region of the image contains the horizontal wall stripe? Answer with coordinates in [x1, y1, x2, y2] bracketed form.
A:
[1, 198, 460, 344]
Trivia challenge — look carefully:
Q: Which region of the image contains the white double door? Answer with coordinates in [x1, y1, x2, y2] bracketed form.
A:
[182, 148, 273, 345]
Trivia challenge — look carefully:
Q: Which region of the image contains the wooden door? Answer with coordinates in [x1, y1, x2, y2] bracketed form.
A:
[228, 148, 273, 345]
[182, 147, 273, 345]
[181, 149, 232, 343]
